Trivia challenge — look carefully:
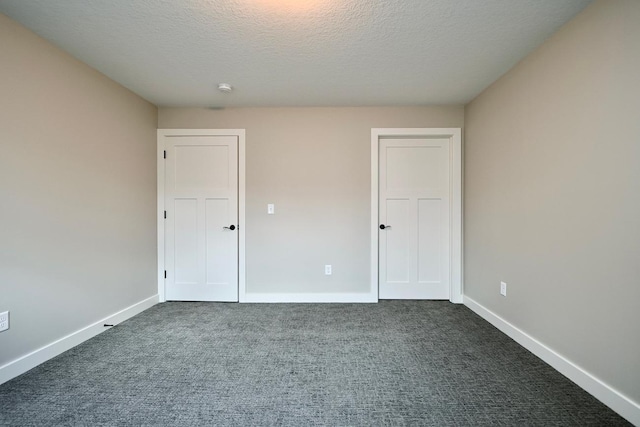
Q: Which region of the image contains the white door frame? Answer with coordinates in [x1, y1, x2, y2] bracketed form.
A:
[157, 129, 246, 303]
[371, 128, 463, 303]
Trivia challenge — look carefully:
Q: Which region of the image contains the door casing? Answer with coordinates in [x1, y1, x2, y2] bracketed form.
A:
[157, 129, 246, 303]
[371, 128, 462, 303]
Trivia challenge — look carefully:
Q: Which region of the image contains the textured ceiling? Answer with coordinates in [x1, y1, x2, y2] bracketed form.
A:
[0, 0, 592, 107]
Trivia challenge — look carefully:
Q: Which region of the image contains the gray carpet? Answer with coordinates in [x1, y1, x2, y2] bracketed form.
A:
[0, 301, 631, 426]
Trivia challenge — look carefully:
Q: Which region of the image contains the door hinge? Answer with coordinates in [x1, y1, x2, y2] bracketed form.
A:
[164, 210, 167, 219]
[163, 150, 166, 159]
[164, 270, 167, 279]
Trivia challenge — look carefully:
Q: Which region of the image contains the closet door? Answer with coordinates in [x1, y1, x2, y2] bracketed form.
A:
[164, 135, 238, 302]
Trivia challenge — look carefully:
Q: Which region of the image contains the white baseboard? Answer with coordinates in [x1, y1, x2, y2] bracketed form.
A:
[0, 294, 159, 386]
[464, 296, 640, 426]
[241, 292, 377, 303]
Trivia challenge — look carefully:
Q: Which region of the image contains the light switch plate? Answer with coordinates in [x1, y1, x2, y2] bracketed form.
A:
[0, 311, 9, 332]
[500, 281, 507, 297]
[267, 204, 275, 214]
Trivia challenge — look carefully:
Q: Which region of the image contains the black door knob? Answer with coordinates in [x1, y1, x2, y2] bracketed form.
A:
[229, 225, 236, 231]
[379, 224, 388, 230]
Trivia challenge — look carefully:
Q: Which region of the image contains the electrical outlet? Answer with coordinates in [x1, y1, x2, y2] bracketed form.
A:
[325, 265, 332, 275]
[0, 311, 9, 332]
[500, 281, 507, 297]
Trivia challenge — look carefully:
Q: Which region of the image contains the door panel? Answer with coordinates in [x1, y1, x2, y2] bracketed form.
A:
[379, 138, 450, 299]
[174, 145, 229, 191]
[417, 198, 442, 283]
[174, 199, 198, 285]
[205, 198, 231, 284]
[165, 135, 238, 302]
[384, 198, 411, 283]
[386, 146, 442, 191]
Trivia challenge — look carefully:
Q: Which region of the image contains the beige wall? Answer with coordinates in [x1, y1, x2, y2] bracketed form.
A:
[0, 14, 158, 366]
[159, 107, 464, 295]
[465, 0, 640, 405]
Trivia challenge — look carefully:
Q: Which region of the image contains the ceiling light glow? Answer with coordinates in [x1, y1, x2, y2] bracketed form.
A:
[252, 0, 333, 15]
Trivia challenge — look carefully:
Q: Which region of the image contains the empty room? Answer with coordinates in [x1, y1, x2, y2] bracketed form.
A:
[0, 0, 638, 425]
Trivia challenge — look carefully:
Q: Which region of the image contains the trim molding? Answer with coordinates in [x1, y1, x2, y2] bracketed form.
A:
[0, 295, 158, 386]
[243, 292, 377, 303]
[157, 129, 246, 303]
[157, 131, 166, 301]
[464, 296, 640, 426]
[371, 128, 463, 303]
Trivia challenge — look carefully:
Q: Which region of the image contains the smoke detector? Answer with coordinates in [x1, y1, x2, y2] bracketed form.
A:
[217, 83, 233, 93]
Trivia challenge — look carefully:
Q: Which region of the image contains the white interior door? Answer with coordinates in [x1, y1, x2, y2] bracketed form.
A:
[379, 137, 451, 299]
[164, 135, 238, 302]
